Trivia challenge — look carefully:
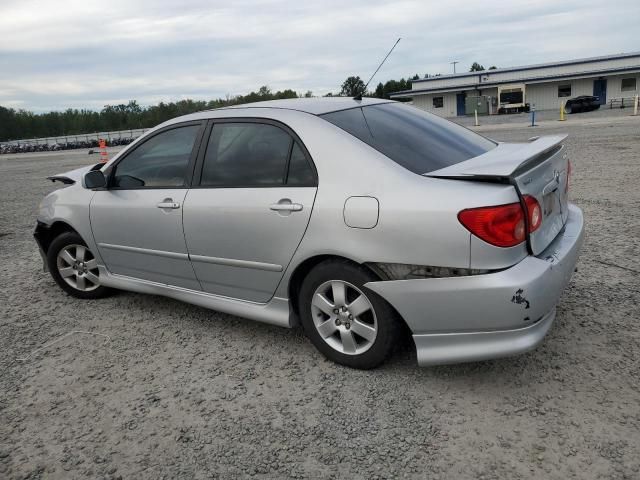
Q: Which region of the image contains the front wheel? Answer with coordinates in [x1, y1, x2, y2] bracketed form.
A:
[298, 260, 400, 369]
[47, 232, 113, 299]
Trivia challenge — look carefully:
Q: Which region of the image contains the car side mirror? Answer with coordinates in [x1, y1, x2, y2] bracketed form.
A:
[84, 170, 107, 189]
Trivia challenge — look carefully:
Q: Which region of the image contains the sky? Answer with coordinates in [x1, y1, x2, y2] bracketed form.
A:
[1, 0, 638, 112]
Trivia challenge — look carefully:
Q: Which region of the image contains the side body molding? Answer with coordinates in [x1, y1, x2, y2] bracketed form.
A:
[98, 268, 292, 328]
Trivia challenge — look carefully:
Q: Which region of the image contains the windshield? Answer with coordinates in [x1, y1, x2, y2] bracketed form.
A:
[321, 102, 496, 174]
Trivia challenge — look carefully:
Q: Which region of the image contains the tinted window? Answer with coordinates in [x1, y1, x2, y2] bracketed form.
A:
[286, 143, 315, 186]
[321, 103, 496, 174]
[113, 125, 200, 188]
[201, 123, 293, 187]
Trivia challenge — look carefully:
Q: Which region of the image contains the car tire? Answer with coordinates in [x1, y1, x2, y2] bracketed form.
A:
[564, 102, 573, 114]
[298, 260, 400, 369]
[47, 232, 113, 299]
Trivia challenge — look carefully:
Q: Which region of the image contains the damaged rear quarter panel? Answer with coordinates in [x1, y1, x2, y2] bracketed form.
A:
[366, 258, 552, 334]
[365, 204, 584, 335]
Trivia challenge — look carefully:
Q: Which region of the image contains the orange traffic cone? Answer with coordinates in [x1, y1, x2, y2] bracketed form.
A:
[99, 139, 109, 163]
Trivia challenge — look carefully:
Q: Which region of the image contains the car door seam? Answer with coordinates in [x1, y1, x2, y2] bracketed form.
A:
[181, 187, 205, 290]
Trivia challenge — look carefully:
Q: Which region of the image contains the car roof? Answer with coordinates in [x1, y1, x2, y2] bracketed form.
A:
[158, 97, 397, 129]
[220, 97, 394, 115]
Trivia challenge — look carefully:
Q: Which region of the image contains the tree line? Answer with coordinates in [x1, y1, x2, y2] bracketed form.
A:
[1, 62, 493, 142]
[0, 86, 301, 142]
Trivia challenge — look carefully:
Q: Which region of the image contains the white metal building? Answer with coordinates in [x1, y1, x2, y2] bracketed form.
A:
[391, 52, 640, 117]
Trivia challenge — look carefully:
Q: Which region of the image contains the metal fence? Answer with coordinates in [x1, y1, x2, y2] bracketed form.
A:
[608, 95, 640, 109]
[0, 128, 150, 147]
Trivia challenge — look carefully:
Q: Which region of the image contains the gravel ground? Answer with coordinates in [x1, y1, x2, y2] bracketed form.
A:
[1, 111, 639, 480]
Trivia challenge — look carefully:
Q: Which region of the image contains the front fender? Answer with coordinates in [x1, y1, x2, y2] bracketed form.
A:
[35, 185, 103, 267]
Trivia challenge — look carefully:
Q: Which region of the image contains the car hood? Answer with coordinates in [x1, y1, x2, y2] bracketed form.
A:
[47, 164, 98, 185]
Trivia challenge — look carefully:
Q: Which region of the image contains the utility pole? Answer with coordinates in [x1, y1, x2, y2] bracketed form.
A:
[450, 61, 459, 74]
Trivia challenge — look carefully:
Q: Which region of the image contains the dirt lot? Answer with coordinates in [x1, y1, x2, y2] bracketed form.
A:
[1, 112, 639, 479]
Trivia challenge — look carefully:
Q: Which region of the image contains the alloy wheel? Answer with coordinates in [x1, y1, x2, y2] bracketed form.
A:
[310, 280, 378, 355]
[56, 244, 100, 292]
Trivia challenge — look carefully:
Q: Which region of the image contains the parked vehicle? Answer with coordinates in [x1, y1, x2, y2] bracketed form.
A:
[0, 136, 136, 155]
[564, 95, 601, 114]
[497, 83, 530, 113]
[34, 98, 584, 369]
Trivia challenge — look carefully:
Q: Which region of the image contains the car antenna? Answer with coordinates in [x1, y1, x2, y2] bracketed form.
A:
[354, 37, 401, 101]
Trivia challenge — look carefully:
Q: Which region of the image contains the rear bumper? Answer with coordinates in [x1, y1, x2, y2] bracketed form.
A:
[412, 307, 556, 366]
[365, 203, 584, 366]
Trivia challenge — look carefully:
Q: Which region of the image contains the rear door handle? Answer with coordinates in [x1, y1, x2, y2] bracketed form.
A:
[270, 199, 303, 213]
[157, 201, 181, 209]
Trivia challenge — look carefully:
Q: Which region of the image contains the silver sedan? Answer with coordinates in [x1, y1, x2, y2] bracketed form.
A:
[34, 98, 584, 369]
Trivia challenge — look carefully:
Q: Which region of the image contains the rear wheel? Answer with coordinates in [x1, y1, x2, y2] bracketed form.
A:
[564, 102, 574, 114]
[47, 232, 113, 299]
[298, 260, 399, 369]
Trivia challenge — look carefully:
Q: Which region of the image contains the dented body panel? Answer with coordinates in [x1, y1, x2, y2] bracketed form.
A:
[366, 204, 583, 365]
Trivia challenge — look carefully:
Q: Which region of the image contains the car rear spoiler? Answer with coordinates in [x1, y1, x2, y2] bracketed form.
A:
[425, 135, 567, 181]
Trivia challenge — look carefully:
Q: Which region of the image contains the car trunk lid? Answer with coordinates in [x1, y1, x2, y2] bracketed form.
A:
[426, 135, 569, 255]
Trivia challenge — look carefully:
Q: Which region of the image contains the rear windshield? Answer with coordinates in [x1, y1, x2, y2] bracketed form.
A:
[320, 102, 496, 174]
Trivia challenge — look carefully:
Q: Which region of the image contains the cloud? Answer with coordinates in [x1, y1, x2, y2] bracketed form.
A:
[1, 0, 638, 111]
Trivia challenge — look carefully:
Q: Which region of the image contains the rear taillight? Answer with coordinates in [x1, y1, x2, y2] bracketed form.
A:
[525, 195, 542, 232]
[458, 195, 542, 248]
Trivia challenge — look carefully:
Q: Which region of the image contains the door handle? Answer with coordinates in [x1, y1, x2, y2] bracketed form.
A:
[157, 200, 181, 209]
[270, 203, 303, 212]
[270, 199, 303, 213]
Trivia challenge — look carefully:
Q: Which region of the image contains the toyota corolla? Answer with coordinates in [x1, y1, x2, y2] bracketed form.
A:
[34, 98, 584, 369]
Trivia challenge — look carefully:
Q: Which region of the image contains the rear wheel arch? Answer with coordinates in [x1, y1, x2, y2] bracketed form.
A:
[288, 255, 381, 318]
[287, 255, 410, 337]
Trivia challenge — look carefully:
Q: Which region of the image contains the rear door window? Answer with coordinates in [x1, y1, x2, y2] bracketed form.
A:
[321, 103, 496, 174]
[201, 123, 291, 187]
[200, 122, 316, 187]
